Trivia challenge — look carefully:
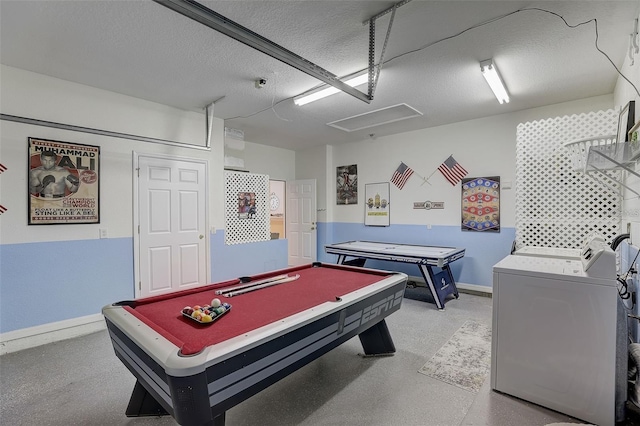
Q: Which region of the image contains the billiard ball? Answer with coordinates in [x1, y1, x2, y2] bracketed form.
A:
[211, 298, 221, 308]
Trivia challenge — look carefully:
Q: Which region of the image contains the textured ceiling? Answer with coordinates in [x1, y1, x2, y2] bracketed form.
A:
[1, 0, 639, 150]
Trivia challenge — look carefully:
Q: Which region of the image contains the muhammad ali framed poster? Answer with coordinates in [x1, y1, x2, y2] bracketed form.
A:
[28, 137, 100, 225]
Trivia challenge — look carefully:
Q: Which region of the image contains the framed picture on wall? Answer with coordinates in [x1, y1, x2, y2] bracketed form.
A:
[617, 100, 635, 142]
[364, 182, 390, 226]
[336, 164, 358, 205]
[629, 119, 640, 162]
[238, 191, 256, 219]
[629, 119, 640, 142]
[28, 137, 100, 225]
[461, 176, 500, 232]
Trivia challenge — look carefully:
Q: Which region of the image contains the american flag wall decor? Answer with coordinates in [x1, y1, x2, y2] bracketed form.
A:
[391, 162, 414, 189]
[438, 155, 468, 185]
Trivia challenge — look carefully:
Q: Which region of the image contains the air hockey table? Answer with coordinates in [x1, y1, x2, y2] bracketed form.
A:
[102, 262, 408, 425]
[325, 241, 465, 310]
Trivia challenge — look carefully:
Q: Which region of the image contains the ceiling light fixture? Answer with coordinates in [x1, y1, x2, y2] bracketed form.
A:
[294, 72, 370, 106]
[480, 59, 509, 104]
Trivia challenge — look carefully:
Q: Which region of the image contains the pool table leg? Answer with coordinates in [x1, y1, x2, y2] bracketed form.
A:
[125, 380, 169, 418]
[358, 319, 396, 357]
[212, 412, 225, 426]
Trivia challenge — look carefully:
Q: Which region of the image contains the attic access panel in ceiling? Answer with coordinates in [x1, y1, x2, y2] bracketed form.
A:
[327, 103, 423, 132]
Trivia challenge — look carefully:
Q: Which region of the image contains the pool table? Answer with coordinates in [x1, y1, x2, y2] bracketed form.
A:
[102, 262, 408, 426]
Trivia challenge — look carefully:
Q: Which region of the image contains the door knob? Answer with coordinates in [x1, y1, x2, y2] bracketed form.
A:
[199, 235, 204, 239]
[311, 227, 316, 230]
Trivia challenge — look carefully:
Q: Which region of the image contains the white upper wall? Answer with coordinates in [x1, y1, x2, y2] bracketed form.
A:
[1, 65, 206, 144]
[0, 65, 225, 243]
[0, 65, 299, 245]
[325, 94, 614, 226]
[243, 141, 295, 181]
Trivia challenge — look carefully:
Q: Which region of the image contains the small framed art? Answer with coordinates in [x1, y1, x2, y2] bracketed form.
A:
[617, 101, 635, 143]
[364, 182, 390, 226]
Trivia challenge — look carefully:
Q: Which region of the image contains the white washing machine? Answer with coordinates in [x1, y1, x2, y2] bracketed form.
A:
[492, 240, 625, 426]
[513, 234, 604, 260]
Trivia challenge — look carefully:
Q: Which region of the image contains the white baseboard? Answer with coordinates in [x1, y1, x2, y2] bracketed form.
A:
[456, 282, 493, 296]
[407, 275, 492, 296]
[0, 313, 106, 355]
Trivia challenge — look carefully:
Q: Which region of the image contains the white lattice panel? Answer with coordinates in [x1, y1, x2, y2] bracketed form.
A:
[516, 110, 621, 249]
[224, 171, 270, 245]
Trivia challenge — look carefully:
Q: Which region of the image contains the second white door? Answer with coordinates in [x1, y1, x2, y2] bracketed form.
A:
[286, 179, 317, 266]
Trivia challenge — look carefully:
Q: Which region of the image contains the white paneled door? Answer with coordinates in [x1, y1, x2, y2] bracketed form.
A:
[286, 179, 316, 266]
[136, 154, 208, 298]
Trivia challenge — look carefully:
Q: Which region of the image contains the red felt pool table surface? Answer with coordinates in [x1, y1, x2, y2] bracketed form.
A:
[124, 263, 392, 355]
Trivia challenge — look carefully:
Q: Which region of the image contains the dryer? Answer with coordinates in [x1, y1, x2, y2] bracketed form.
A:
[491, 240, 625, 426]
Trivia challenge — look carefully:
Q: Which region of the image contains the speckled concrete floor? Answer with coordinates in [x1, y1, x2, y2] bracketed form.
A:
[1, 290, 637, 426]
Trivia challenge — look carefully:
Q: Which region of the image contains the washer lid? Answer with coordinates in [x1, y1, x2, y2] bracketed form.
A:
[493, 255, 617, 286]
[514, 246, 581, 260]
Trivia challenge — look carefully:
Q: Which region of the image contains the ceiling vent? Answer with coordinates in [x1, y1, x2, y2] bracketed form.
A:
[327, 103, 423, 132]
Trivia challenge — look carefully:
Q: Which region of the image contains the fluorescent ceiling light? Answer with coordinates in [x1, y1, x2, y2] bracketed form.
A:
[480, 59, 510, 104]
[294, 72, 370, 106]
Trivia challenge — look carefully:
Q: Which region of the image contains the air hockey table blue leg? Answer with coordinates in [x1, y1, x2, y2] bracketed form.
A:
[418, 264, 459, 310]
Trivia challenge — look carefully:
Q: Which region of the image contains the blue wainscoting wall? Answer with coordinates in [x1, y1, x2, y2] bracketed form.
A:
[3, 226, 635, 337]
[317, 222, 516, 288]
[210, 230, 288, 281]
[0, 238, 134, 333]
[0, 231, 289, 334]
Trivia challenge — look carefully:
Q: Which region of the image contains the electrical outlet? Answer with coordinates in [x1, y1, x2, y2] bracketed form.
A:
[99, 228, 108, 239]
[427, 224, 432, 230]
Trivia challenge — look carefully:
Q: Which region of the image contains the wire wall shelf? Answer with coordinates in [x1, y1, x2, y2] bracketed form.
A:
[564, 135, 640, 198]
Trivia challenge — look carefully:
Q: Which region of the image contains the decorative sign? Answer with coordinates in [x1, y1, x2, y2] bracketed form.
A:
[461, 176, 500, 232]
[365, 182, 390, 226]
[413, 201, 444, 210]
[28, 137, 100, 225]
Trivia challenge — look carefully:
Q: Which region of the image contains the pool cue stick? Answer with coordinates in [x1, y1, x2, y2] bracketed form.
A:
[215, 274, 290, 295]
[224, 274, 300, 297]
